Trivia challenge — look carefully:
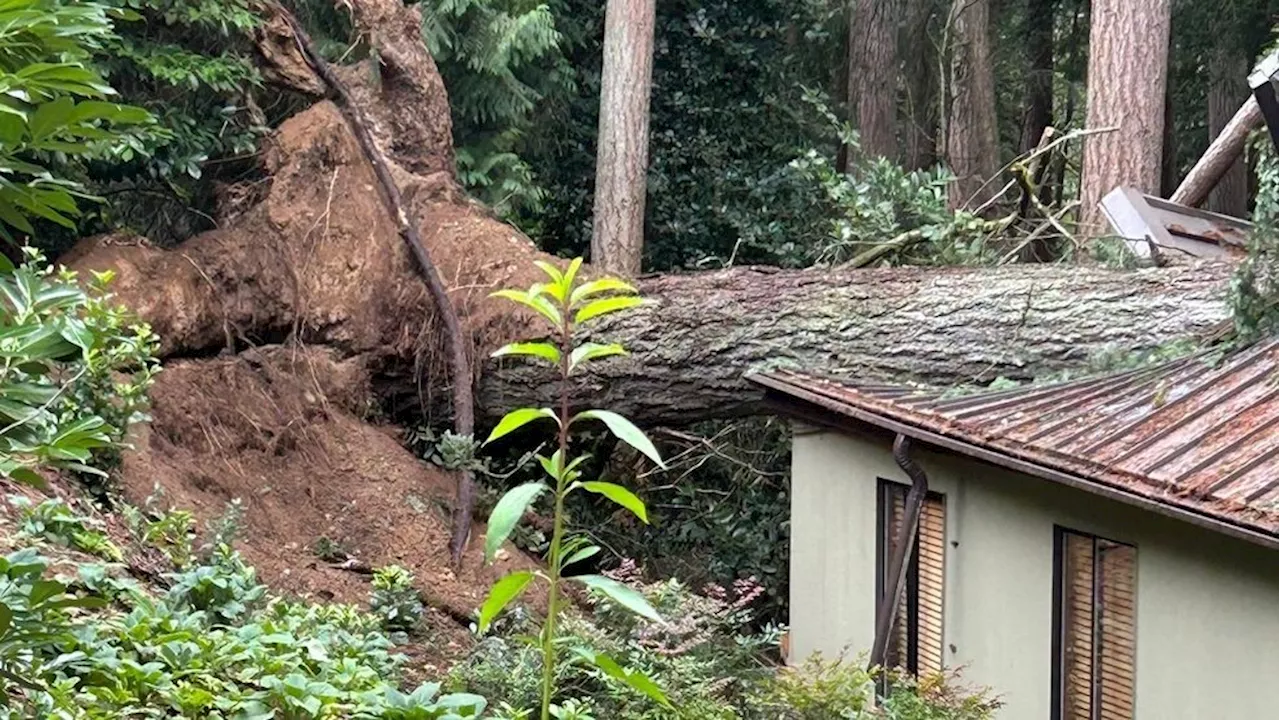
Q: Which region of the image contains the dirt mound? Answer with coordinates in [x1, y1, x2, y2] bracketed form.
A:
[119, 346, 542, 650]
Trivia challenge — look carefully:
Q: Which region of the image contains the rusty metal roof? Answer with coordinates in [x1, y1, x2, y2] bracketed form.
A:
[752, 340, 1279, 547]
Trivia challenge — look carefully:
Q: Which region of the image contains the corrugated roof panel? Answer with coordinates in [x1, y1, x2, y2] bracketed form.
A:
[752, 340, 1279, 541]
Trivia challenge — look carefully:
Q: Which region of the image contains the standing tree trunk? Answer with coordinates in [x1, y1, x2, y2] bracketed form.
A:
[1206, 43, 1249, 217]
[946, 0, 1000, 210]
[1078, 0, 1171, 237]
[902, 0, 938, 169]
[847, 0, 901, 162]
[591, 0, 656, 277]
[1019, 0, 1057, 155]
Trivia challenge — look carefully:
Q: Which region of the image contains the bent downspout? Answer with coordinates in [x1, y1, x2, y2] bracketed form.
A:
[869, 434, 930, 670]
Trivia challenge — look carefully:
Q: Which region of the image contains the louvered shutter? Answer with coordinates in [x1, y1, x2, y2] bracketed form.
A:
[886, 489, 909, 670]
[1097, 542, 1136, 720]
[880, 484, 946, 675]
[1062, 532, 1095, 720]
[916, 496, 946, 674]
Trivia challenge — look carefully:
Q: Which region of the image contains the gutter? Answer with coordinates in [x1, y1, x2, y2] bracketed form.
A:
[869, 435, 928, 670]
[753, 374, 1279, 550]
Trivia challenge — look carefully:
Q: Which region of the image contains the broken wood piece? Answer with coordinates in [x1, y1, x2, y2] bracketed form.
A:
[1170, 97, 1265, 209]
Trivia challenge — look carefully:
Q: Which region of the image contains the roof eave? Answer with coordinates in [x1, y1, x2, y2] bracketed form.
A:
[750, 373, 1280, 551]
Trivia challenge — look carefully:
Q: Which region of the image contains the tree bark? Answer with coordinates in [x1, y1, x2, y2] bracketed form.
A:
[946, 0, 1000, 210]
[1078, 0, 1171, 237]
[902, 0, 938, 169]
[1170, 96, 1264, 209]
[591, 0, 656, 277]
[1206, 44, 1250, 217]
[1019, 0, 1056, 155]
[847, 0, 901, 162]
[477, 262, 1231, 425]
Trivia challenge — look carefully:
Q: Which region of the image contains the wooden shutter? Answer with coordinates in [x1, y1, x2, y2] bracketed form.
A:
[916, 496, 946, 674]
[1061, 532, 1095, 720]
[880, 483, 946, 675]
[1097, 542, 1136, 720]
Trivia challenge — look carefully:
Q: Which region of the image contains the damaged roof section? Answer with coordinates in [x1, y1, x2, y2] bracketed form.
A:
[752, 340, 1279, 547]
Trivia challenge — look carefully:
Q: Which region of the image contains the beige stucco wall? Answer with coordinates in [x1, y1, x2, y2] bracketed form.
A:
[789, 423, 1279, 719]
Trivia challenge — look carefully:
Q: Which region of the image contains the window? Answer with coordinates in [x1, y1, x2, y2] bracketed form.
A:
[1052, 528, 1137, 720]
[876, 480, 946, 675]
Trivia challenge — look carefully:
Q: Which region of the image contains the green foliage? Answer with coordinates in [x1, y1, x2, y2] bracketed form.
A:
[422, 0, 574, 218]
[0, 248, 159, 487]
[0, 0, 153, 241]
[1230, 133, 1278, 342]
[0, 545, 489, 718]
[456, 562, 996, 719]
[573, 417, 791, 627]
[11, 495, 123, 561]
[479, 258, 668, 719]
[123, 499, 196, 567]
[165, 543, 266, 625]
[370, 564, 425, 635]
[312, 535, 350, 563]
[752, 655, 1000, 719]
[56, 0, 271, 247]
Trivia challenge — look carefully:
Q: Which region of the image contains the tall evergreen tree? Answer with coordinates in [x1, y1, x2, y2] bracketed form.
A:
[1079, 0, 1172, 235]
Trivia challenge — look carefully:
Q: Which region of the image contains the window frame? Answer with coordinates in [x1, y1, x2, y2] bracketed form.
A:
[1050, 525, 1138, 720]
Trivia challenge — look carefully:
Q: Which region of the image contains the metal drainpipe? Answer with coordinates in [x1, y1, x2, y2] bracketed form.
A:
[868, 434, 930, 670]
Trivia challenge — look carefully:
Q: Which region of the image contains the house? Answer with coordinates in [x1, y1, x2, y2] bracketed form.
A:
[751, 340, 1279, 719]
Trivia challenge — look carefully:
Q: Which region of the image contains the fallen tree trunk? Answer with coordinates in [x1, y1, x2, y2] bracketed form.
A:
[480, 261, 1232, 425]
[63, 92, 1234, 431]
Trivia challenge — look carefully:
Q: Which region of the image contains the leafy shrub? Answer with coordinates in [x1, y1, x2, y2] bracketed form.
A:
[122, 500, 196, 567]
[165, 543, 266, 624]
[10, 495, 123, 561]
[371, 564, 425, 634]
[749, 654, 1000, 720]
[453, 561, 778, 718]
[0, 0, 153, 240]
[0, 248, 160, 486]
[1, 546, 489, 718]
[0, 548, 104, 692]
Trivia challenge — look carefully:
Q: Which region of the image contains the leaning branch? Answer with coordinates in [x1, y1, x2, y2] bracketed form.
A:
[1171, 97, 1265, 209]
[277, 7, 478, 567]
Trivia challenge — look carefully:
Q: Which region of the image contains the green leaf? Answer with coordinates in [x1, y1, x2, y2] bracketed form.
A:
[562, 257, 584, 288]
[571, 574, 661, 622]
[572, 648, 671, 708]
[568, 342, 627, 372]
[571, 410, 665, 468]
[490, 289, 562, 327]
[483, 407, 558, 445]
[579, 482, 648, 523]
[533, 260, 563, 285]
[477, 570, 534, 634]
[575, 295, 645, 324]
[560, 545, 600, 569]
[569, 277, 637, 306]
[491, 341, 561, 365]
[484, 483, 547, 563]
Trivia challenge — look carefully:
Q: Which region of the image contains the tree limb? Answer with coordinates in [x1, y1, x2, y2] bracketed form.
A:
[275, 5, 478, 567]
